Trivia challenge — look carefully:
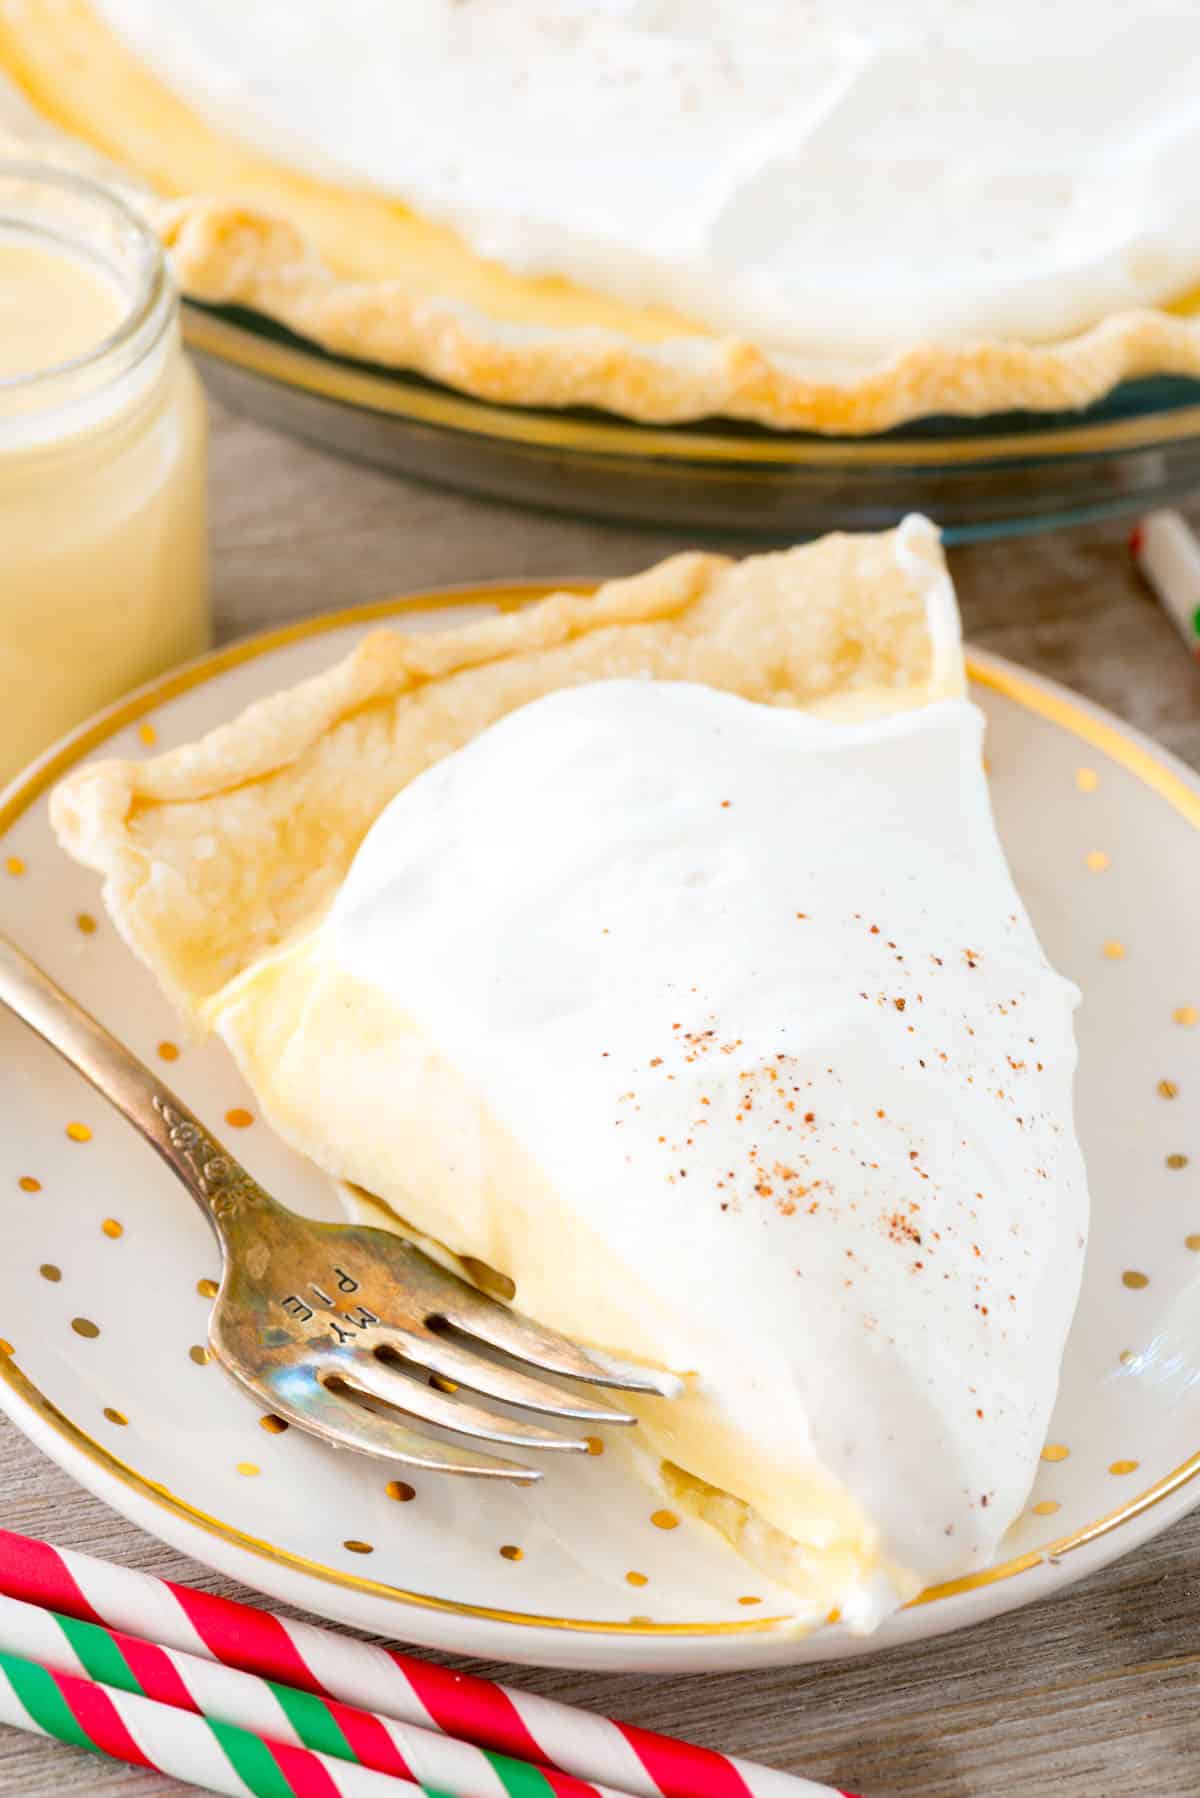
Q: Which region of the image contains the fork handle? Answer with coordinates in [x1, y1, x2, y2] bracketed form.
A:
[0, 932, 266, 1247]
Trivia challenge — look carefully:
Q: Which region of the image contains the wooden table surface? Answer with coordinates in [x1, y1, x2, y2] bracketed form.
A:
[4, 391, 1200, 1797]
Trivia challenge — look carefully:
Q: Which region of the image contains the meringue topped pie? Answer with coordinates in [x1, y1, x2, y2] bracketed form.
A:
[3, 2, 1200, 431]
[52, 518, 1090, 1628]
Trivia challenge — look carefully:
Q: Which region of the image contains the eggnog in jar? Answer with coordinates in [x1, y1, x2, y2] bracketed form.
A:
[0, 164, 208, 785]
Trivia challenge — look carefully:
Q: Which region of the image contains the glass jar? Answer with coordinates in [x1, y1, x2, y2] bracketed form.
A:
[0, 163, 209, 786]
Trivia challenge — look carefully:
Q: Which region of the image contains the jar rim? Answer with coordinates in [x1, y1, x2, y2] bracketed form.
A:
[0, 160, 170, 394]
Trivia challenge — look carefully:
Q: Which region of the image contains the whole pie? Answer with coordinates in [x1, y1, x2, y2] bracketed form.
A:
[3, 0, 1200, 433]
[52, 519, 1090, 1626]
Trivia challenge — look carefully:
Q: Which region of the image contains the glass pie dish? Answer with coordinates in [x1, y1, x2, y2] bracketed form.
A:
[187, 303, 1200, 543]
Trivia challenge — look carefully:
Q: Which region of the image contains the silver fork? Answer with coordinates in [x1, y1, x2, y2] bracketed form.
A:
[0, 935, 677, 1481]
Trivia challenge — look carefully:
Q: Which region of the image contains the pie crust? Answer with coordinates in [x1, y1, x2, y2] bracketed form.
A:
[5, 0, 1200, 434]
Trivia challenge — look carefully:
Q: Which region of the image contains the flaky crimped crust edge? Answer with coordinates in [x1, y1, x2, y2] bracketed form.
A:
[156, 194, 1200, 435]
[48, 554, 722, 1014]
[3, 91, 1198, 434]
[50, 522, 958, 1021]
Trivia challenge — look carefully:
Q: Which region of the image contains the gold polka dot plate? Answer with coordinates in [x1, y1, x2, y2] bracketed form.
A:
[1, 586, 1199, 1672]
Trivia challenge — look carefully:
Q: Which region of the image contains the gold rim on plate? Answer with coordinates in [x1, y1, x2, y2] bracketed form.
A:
[2, 582, 1199, 1636]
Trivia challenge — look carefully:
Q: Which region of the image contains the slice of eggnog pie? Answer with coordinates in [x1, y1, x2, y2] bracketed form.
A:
[51, 516, 1088, 1631]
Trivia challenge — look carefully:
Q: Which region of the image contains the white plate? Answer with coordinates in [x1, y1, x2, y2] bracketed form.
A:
[2, 587, 1199, 1674]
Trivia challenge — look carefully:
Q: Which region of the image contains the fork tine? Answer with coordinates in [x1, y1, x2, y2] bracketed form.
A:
[253, 1365, 540, 1481]
[354, 1224, 682, 1399]
[337, 1355, 592, 1453]
[433, 1289, 683, 1399]
[383, 1329, 637, 1424]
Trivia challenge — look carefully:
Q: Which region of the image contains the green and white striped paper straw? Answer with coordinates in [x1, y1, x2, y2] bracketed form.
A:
[0, 1588, 617, 1797]
[0, 1529, 840, 1796]
[0, 1641, 439, 1798]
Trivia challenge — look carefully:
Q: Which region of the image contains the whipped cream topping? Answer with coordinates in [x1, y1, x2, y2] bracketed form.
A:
[92, 0, 1200, 360]
[328, 677, 1088, 1607]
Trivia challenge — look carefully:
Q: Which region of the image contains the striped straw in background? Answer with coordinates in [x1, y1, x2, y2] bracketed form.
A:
[0, 1529, 854, 1798]
[1131, 508, 1200, 657]
[0, 1644, 434, 1798]
[0, 1586, 632, 1798]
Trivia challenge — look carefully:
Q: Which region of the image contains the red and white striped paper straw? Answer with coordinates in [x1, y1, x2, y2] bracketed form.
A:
[0, 1644, 433, 1798]
[0, 1586, 630, 1798]
[0, 1531, 848, 1798]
